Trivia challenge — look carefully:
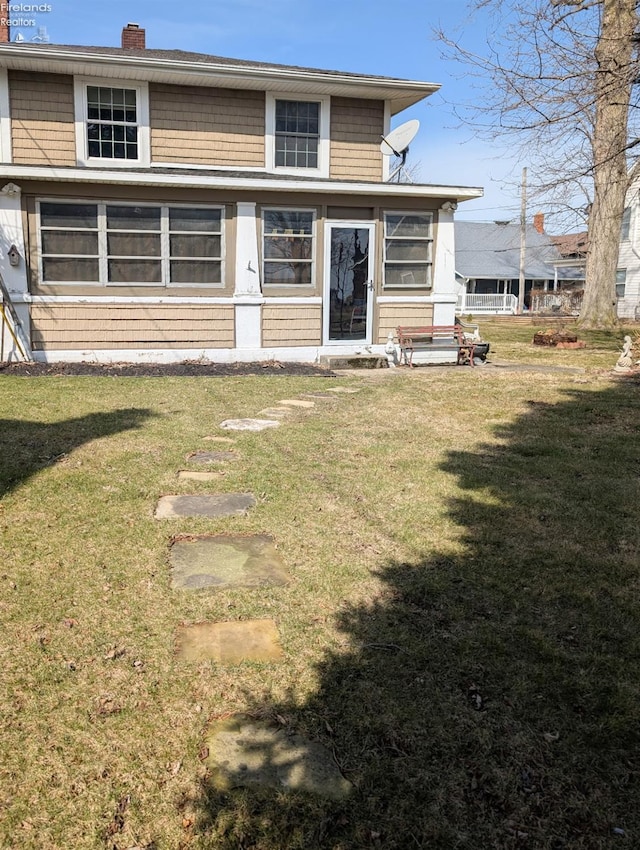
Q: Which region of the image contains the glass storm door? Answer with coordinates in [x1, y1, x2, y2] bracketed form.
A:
[324, 222, 375, 343]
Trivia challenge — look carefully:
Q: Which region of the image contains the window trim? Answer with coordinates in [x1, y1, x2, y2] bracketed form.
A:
[260, 206, 317, 289]
[616, 268, 627, 299]
[265, 93, 330, 178]
[382, 210, 434, 290]
[73, 77, 150, 168]
[37, 198, 225, 288]
[0, 68, 11, 163]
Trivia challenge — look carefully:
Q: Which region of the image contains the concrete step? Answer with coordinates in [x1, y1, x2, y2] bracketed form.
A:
[318, 354, 388, 370]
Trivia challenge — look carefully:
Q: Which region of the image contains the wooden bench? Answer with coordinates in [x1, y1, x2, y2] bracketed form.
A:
[396, 324, 476, 367]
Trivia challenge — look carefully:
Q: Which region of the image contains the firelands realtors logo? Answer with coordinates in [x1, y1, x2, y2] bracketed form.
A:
[1, 3, 52, 40]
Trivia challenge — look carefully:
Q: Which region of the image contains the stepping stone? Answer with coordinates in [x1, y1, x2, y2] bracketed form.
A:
[154, 493, 255, 519]
[220, 419, 280, 431]
[257, 408, 292, 418]
[203, 435, 236, 444]
[204, 716, 352, 799]
[186, 451, 238, 464]
[276, 399, 316, 408]
[175, 619, 283, 663]
[177, 470, 225, 482]
[169, 533, 290, 590]
[325, 387, 362, 394]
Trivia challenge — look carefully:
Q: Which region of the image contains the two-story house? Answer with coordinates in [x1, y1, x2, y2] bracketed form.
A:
[0, 23, 482, 364]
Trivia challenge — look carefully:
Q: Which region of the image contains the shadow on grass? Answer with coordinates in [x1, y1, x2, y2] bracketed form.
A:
[194, 381, 640, 849]
[0, 408, 153, 496]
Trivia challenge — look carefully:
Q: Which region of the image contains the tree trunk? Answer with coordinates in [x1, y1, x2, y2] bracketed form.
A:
[579, 0, 637, 329]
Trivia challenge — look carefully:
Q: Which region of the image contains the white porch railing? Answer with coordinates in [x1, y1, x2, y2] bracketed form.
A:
[456, 292, 518, 314]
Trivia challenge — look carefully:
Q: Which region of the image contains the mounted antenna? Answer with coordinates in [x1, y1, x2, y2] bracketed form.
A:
[380, 119, 420, 183]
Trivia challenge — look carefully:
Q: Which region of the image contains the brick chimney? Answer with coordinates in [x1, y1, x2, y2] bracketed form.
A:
[1, 3, 10, 43]
[121, 23, 145, 49]
[533, 212, 545, 234]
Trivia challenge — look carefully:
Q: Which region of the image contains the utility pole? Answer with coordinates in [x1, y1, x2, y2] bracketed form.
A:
[518, 167, 527, 315]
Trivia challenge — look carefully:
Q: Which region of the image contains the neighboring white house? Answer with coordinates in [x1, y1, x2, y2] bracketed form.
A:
[617, 182, 640, 321]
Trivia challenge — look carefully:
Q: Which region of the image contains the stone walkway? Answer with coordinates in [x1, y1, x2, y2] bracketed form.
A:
[153, 384, 362, 796]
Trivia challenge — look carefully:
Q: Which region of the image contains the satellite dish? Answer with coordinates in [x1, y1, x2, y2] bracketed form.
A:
[380, 119, 420, 157]
[380, 120, 420, 182]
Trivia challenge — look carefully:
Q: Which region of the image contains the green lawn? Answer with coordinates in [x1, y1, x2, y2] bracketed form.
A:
[1, 342, 639, 849]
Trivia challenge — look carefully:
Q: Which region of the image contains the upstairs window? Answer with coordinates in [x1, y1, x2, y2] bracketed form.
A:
[621, 207, 632, 241]
[266, 93, 329, 177]
[383, 212, 433, 289]
[74, 79, 150, 167]
[87, 86, 139, 160]
[274, 100, 319, 169]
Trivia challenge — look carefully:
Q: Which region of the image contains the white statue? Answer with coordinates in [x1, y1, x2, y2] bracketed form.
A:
[385, 331, 398, 367]
[614, 335, 634, 373]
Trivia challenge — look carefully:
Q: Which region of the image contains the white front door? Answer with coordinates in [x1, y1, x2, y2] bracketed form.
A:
[323, 221, 375, 344]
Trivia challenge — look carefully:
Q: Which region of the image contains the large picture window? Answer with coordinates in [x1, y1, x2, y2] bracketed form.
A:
[38, 201, 223, 287]
[383, 212, 433, 289]
[262, 209, 315, 287]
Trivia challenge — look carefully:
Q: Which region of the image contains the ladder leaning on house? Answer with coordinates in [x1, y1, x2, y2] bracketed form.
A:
[0, 273, 32, 361]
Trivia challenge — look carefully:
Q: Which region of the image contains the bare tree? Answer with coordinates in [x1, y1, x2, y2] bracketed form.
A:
[437, 0, 639, 327]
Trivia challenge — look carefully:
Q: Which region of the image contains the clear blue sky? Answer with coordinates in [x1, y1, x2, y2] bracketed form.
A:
[10, 0, 527, 224]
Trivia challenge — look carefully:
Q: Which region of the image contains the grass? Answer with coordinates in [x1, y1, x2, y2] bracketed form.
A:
[1, 335, 639, 849]
[471, 318, 639, 369]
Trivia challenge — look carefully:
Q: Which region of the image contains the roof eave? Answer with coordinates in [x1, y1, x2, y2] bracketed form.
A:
[2, 164, 482, 202]
[0, 44, 440, 112]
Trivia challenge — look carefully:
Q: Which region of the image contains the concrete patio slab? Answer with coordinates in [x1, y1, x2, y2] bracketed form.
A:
[169, 533, 290, 590]
[155, 493, 256, 519]
[220, 419, 280, 431]
[205, 717, 352, 798]
[186, 451, 239, 464]
[175, 619, 283, 663]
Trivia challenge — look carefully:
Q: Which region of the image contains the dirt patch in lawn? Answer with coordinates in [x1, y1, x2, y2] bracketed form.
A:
[0, 359, 335, 378]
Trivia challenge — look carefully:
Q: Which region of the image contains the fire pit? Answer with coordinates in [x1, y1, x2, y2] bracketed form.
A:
[533, 330, 584, 348]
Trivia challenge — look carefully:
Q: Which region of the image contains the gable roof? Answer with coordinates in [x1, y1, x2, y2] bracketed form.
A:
[455, 221, 563, 280]
[0, 42, 439, 114]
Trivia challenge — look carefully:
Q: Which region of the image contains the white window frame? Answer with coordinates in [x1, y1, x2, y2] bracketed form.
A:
[261, 207, 317, 289]
[73, 77, 150, 168]
[382, 211, 434, 290]
[37, 199, 225, 288]
[0, 68, 11, 163]
[265, 92, 330, 178]
[616, 268, 627, 299]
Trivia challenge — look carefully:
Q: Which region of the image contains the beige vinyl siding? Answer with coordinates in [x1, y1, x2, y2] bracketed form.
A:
[150, 83, 264, 167]
[31, 304, 235, 350]
[330, 97, 384, 181]
[377, 303, 434, 343]
[262, 304, 322, 346]
[9, 71, 76, 166]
